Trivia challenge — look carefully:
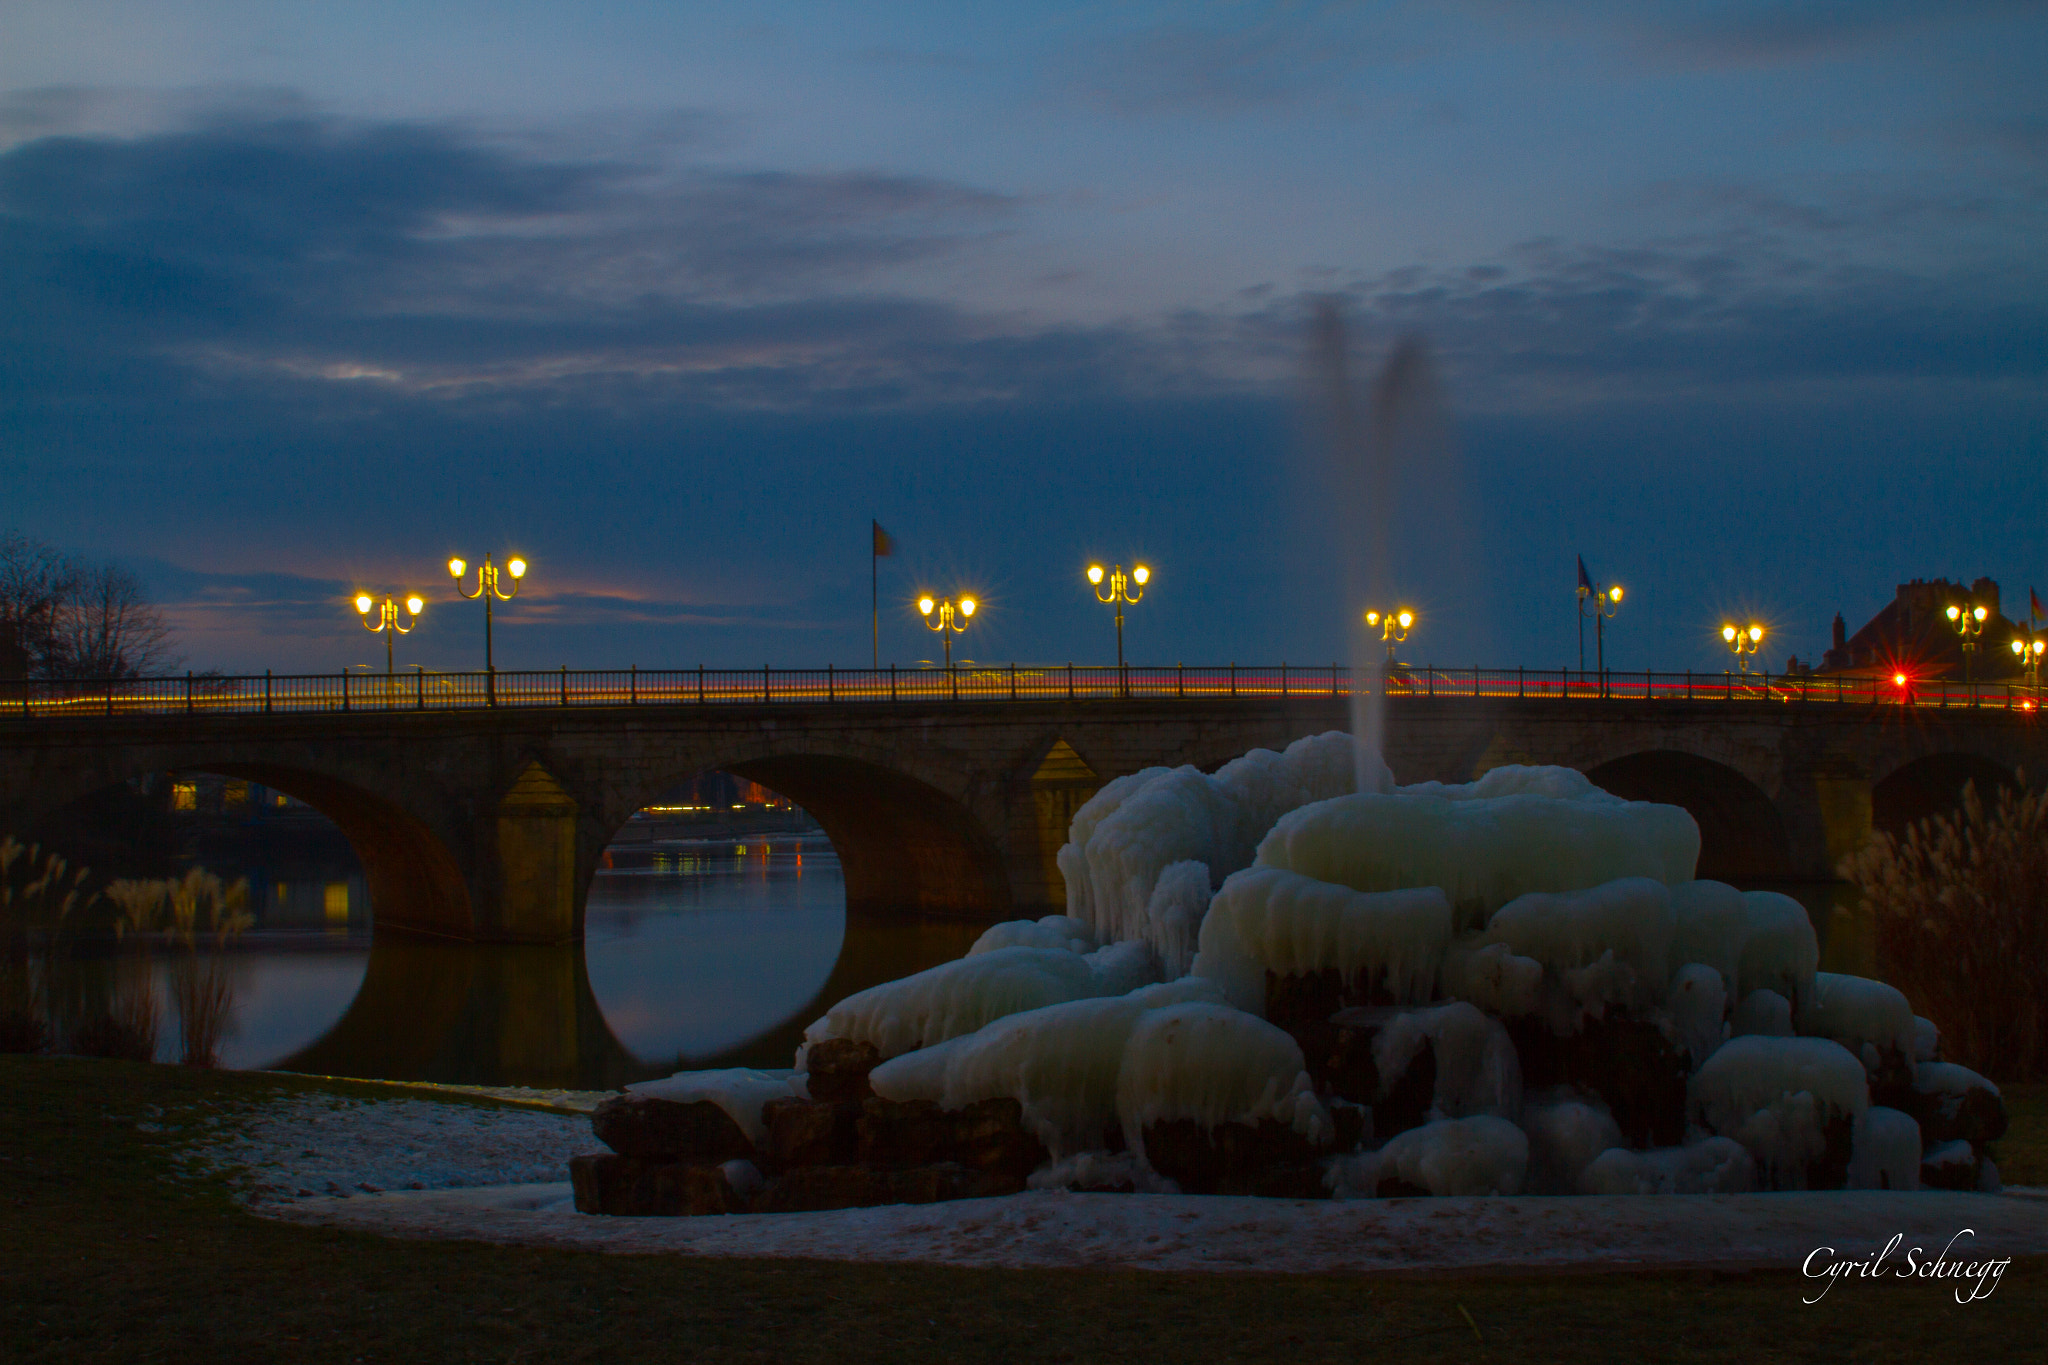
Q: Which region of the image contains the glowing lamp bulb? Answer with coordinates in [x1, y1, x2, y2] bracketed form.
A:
[1398, 610, 1414, 629]
[1132, 565, 1149, 585]
[1748, 625, 1763, 643]
[960, 598, 976, 616]
[1974, 606, 1987, 621]
[1947, 605, 1962, 621]
[918, 596, 935, 616]
[1609, 585, 1623, 603]
[448, 558, 466, 579]
[2015, 640, 2026, 656]
[2035, 641, 2045, 656]
[405, 596, 424, 615]
[1895, 672, 1908, 685]
[355, 595, 373, 615]
[1087, 565, 1104, 585]
[1365, 610, 1381, 627]
[508, 558, 527, 579]
[1722, 625, 1737, 642]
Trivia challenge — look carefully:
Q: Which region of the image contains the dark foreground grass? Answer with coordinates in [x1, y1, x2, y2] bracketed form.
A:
[2, 1057, 2041, 1365]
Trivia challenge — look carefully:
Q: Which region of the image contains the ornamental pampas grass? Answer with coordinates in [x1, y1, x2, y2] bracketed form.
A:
[1841, 776, 2048, 1082]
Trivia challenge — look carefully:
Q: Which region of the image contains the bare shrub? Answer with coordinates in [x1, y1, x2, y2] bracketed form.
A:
[0, 837, 100, 1053]
[120, 869, 250, 1068]
[1841, 776, 2048, 1081]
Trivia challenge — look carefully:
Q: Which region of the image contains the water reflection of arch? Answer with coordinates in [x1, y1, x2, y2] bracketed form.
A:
[1584, 749, 1794, 881]
[594, 746, 1013, 924]
[282, 937, 645, 1090]
[1871, 752, 2018, 838]
[24, 755, 473, 941]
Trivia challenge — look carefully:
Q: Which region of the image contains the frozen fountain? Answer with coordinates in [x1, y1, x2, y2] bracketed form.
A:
[566, 313, 2006, 1218]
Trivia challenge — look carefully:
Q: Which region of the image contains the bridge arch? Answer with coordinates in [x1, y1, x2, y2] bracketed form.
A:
[27, 759, 473, 941]
[1585, 749, 1795, 881]
[602, 751, 1012, 922]
[1872, 752, 2018, 838]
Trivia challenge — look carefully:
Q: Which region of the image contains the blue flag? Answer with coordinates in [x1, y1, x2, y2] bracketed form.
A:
[1577, 555, 1593, 596]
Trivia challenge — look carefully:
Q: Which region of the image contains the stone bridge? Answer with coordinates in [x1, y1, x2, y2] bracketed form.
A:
[3, 696, 2039, 943]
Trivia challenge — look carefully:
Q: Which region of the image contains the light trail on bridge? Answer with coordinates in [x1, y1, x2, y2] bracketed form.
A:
[3, 664, 2040, 719]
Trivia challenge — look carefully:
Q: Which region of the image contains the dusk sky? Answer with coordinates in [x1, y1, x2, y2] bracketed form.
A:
[4, 1, 2043, 677]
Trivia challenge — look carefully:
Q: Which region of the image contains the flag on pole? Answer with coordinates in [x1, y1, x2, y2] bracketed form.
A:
[873, 521, 896, 557]
[871, 521, 895, 668]
[1576, 555, 1593, 597]
[2032, 587, 2043, 625]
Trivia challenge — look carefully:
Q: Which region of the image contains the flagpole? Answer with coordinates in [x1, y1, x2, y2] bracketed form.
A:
[872, 520, 879, 670]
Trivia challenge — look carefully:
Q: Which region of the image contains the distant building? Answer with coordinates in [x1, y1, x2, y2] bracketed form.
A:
[1818, 576, 2031, 681]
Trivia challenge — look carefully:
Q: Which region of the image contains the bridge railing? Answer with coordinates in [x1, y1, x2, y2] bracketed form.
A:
[1, 665, 2039, 719]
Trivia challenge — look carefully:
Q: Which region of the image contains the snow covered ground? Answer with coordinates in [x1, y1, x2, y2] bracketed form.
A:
[193, 1090, 2048, 1274]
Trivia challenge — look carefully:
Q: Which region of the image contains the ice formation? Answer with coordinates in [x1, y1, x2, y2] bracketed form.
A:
[627, 1068, 809, 1147]
[1257, 785, 1698, 929]
[867, 979, 1224, 1156]
[802, 941, 1156, 1060]
[725, 741, 1988, 1208]
[1579, 1138, 1756, 1195]
[1330, 1115, 1529, 1197]
[1848, 1107, 1922, 1191]
[1520, 1094, 1624, 1194]
[1798, 973, 1917, 1061]
[1192, 866, 1450, 1014]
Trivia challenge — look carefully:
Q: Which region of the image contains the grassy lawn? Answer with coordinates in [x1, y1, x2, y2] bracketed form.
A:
[2, 1056, 2042, 1365]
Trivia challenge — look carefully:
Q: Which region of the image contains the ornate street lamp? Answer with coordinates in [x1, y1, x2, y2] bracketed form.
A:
[355, 592, 423, 675]
[1946, 599, 1988, 683]
[1363, 607, 1415, 664]
[1578, 579, 1623, 688]
[917, 594, 975, 674]
[1720, 621, 1765, 676]
[2011, 631, 2045, 688]
[449, 554, 527, 705]
[1087, 562, 1150, 693]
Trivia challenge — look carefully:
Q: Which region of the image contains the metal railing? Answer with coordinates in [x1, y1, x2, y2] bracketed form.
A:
[0, 664, 2039, 720]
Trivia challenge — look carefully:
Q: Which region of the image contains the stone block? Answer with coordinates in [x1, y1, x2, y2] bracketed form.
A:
[763, 1096, 861, 1170]
[753, 1164, 890, 1213]
[857, 1096, 955, 1167]
[569, 1153, 751, 1216]
[591, 1093, 757, 1163]
[1141, 1118, 1326, 1197]
[949, 1097, 1048, 1181]
[804, 1037, 883, 1103]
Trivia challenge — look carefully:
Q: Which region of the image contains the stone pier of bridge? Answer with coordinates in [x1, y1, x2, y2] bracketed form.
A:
[2, 696, 2037, 943]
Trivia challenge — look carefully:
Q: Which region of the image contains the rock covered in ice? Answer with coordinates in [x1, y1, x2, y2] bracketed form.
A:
[1799, 972, 1916, 1060]
[1479, 877, 1675, 1023]
[1579, 1138, 1756, 1195]
[1192, 866, 1450, 1015]
[1329, 1115, 1530, 1197]
[867, 979, 1222, 1156]
[626, 1068, 809, 1148]
[1058, 732, 1370, 960]
[803, 942, 1157, 1060]
[1907, 1062, 2007, 1147]
[1732, 988, 1794, 1038]
[1520, 1093, 1624, 1194]
[1439, 937, 1545, 1018]
[1668, 963, 1729, 1066]
[1736, 891, 1818, 1010]
[1847, 1107, 1922, 1191]
[1669, 880, 1749, 996]
[969, 915, 1099, 956]
[1920, 1139, 1982, 1192]
[1143, 860, 1213, 980]
[1689, 1036, 1867, 1188]
[1256, 785, 1698, 930]
[1911, 1015, 1940, 1062]
[1117, 1002, 1332, 1159]
[1024, 1149, 1175, 1194]
[1369, 1001, 1522, 1122]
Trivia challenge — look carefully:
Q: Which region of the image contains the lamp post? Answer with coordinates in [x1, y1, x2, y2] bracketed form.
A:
[1086, 562, 1150, 693]
[449, 554, 527, 705]
[1946, 600, 1988, 683]
[1578, 580, 1623, 691]
[917, 594, 974, 675]
[1363, 607, 1415, 665]
[1720, 621, 1765, 676]
[355, 592, 423, 675]
[2011, 631, 2045, 688]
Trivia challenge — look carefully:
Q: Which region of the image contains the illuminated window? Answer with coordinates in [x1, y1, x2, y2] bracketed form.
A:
[171, 782, 198, 811]
[223, 780, 250, 807]
[323, 881, 349, 929]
